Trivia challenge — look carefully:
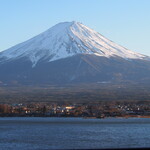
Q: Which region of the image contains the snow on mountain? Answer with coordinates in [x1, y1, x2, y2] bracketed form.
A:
[0, 21, 149, 67]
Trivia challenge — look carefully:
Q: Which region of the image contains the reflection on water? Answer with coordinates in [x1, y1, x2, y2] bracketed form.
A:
[0, 117, 150, 149]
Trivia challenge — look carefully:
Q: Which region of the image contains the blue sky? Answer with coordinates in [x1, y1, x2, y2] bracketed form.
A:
[0, 0, 150, 56]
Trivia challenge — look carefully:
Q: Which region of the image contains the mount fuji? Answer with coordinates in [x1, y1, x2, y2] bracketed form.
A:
[0, 21, 150, 85]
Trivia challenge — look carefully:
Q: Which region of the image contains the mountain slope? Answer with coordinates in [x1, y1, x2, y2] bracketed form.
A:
[0, 21, 149, 67]
[0, 54, 150, 85]
[0, 21, 150, 85]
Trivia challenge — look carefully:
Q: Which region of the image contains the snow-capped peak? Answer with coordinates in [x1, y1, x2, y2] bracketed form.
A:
[0, 21, 149, 67]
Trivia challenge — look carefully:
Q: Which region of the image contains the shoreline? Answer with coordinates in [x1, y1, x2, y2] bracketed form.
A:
[0, 115, 150, 119]
[84, 115, 150, 119]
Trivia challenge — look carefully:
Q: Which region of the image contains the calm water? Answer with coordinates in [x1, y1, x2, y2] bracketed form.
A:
[0, 117, 150, 149]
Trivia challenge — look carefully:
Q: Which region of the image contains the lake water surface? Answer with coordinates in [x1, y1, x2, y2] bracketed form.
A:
[0, 117, 150, 149]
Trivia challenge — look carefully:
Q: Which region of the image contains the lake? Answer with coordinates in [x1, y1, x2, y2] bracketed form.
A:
[0, 117, 150, 149]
